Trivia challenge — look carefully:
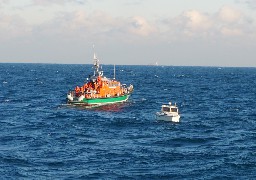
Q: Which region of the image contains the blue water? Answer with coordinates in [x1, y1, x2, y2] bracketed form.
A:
[1, 63, 256, 179]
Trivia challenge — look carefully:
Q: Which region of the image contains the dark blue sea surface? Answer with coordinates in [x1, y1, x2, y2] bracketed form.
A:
[0, 63, 256, 179]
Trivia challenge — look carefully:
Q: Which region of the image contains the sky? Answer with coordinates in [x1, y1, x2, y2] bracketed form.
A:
[0, 0, 256, 66]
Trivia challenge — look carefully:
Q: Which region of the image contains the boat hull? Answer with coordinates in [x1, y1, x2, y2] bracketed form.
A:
[156, 113, 180, 122]
[68, 94, 130, 106]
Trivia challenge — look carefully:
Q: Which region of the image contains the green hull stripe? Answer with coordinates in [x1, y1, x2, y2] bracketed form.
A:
[70, 94, 129, 105]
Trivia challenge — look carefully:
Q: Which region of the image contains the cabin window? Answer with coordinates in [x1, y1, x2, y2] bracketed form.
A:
[171, 108, 178, 112]
[162, 107, 170, 112]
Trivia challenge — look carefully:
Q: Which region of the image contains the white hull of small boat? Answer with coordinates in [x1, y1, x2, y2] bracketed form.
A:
[156, 113, 180, 122]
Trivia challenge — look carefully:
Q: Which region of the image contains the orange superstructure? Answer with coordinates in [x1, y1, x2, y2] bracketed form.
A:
[74, 77, 126, 99]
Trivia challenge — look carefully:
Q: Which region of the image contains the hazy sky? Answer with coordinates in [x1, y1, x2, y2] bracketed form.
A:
[0, 0, 256, 66]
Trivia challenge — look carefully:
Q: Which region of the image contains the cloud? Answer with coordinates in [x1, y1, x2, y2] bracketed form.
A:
[161, 5, 255, 41]
[220, 27, 243, 36]
[0, 3, 255, 66]
[123, 0, 145, 6]
[0, 0, 10, 4]
[247, 0, 256, 8]
[0, 5, 255, 46]
[51, 10, 121, 39]
[174, 10, 213, 38]
[238, 0, 256, 9]
[0, 13, 31, 41]
[127, 16, 157, 37]
[183, 10, 212, 30]
[29, 10, 157, 44]
[0, 0, 9, 8]
[217, 6, 242, 23]
[216, 6, 255, 37]
[31, 0, 85, 6]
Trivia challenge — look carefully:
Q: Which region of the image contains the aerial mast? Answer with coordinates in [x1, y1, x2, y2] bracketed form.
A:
[92, 45, 103, 77]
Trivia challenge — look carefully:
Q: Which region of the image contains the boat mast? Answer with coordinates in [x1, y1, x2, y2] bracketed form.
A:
[93, 45, 103, 77]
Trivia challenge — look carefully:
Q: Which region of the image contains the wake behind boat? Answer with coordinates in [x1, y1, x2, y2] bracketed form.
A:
[156, 102, 180, 122]
[67, 52, 133, 106]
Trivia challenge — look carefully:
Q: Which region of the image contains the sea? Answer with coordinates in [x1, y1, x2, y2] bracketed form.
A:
[0, 63, 256, 179]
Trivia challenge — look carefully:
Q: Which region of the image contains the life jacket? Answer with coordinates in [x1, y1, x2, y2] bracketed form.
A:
[75, 86, 80, 93]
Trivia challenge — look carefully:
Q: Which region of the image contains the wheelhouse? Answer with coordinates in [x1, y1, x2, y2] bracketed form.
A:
[161, 105, 178, 113]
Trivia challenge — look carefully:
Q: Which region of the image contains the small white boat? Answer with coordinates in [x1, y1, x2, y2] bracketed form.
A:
[156, 102, 180, 122]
